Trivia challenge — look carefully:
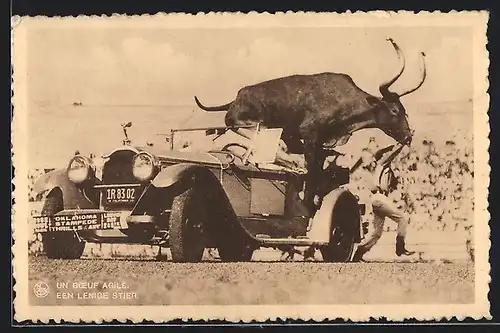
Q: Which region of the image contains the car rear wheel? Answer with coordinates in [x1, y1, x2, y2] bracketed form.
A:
[42, 194, 85, 259]
[320, 194, 358, 263]
[169, 187, 206, 262]
[218, 244, 254, 262]
[320, 227, 355, 262]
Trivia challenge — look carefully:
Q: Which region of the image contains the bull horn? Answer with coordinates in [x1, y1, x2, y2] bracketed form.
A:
[379, 38, 406, 96]
[398, 52, 427, 97]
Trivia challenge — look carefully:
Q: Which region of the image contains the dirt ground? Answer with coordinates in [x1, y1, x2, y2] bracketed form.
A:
[28, 257, 474, 306]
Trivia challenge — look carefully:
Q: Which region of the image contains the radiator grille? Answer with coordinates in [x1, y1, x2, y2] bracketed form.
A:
[101, 150, 137, 185]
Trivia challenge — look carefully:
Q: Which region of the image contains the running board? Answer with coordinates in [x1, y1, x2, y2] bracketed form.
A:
[256, 236, 329, 247]
[82, 234, 328, 247]
[82, 235, 167, 245]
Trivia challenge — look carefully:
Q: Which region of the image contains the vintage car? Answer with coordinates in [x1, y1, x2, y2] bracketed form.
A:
[32, 122, 367, 262]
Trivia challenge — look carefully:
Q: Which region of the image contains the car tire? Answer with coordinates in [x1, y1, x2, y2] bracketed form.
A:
[320, 227, 356, 263]
[218, 244, 254, 262]
[320, 194, 358, 263]
[121, 224, 157, 243]
[169, 187, 206, 262]
[42, 194, 85, 259]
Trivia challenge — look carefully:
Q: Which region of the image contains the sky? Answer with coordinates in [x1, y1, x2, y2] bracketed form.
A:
[23, 21, 475, 168]
[27, 25, 473, 107]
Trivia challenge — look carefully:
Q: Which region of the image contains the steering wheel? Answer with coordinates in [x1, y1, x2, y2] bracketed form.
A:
[207, 144, 244, 166]
[217, 143, 253, 165]
[220, 142, 249, 153]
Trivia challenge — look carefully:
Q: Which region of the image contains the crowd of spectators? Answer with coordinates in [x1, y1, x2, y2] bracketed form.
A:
[345, 133, 474, 234]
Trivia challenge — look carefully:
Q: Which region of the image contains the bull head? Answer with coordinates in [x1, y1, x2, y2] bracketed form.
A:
[366, 38, 427, 146]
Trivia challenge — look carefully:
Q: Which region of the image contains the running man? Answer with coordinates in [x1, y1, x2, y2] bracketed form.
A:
[351, 143, 416, 262]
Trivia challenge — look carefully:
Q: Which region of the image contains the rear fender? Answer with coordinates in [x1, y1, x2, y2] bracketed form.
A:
[306, 188, 362, 243]
[33, 169, 98, 210]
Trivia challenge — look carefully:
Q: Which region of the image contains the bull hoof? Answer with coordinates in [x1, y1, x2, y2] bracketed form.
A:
[303, 246, 316, 261]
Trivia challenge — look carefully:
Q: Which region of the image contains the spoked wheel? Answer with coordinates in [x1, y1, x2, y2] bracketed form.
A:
[169, 187, 206, 262]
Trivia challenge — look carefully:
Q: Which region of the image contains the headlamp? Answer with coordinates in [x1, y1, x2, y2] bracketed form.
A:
[67, 155, 94, 184]
[132, 152, 158, 182]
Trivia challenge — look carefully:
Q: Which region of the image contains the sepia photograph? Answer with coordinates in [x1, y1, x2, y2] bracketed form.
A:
[11, 12, 490, 322]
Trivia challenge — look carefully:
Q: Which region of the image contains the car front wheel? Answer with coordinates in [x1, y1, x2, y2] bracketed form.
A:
[169, 187, 206, 262]
[42, 194, 85, 259]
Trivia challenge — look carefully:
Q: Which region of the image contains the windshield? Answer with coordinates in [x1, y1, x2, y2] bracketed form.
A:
[172, 129, 248, 152]
[173, 127, 285, 165]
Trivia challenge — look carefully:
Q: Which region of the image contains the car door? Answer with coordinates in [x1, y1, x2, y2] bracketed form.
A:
[222, 162, 309, 238]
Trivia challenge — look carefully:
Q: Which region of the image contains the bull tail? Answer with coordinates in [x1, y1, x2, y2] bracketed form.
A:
[194, 96, 233, 112]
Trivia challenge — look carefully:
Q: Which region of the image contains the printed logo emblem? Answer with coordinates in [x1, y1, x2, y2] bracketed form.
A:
[33, 282, 49, 298]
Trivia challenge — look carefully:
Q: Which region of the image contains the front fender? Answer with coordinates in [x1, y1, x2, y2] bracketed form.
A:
[33, 169, 97, 210]
[150, 163, 214, 189]
[307, 188, 362, 243]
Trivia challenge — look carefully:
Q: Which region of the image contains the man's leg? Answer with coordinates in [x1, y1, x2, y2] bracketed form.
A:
[371, 193, 415, 256]
[352, 214, 385, 261]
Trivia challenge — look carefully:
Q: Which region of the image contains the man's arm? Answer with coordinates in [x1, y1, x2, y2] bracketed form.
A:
[376, 143, 405, 167]
[349, 157, 364, 175]
[368, 143, 405, 192]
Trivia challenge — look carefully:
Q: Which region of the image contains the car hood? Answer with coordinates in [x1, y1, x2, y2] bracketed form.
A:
[100, 143, 296, 175]
[136, 145, 233, 167]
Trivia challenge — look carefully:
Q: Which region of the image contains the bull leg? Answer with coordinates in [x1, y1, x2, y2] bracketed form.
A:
[282, 135, 305, 155]
[298, 119, 325, 214]
[302, 141, 327, 214]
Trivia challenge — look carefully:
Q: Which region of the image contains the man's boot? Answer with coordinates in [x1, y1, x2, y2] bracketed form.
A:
[396, 235, 415, 256]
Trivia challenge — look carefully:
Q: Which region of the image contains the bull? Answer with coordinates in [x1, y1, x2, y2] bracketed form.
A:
[194, 38, 427, 213]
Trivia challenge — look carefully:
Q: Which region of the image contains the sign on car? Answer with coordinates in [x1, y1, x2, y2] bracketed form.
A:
[32, 211, 123, 233]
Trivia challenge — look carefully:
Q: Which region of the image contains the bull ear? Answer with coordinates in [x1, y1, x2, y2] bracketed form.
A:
[366, 96, 382, 107]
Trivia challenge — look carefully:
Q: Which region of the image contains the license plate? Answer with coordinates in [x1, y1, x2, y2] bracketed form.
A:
[32, 212, 123, 233]
[103, 187, 138, 204]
